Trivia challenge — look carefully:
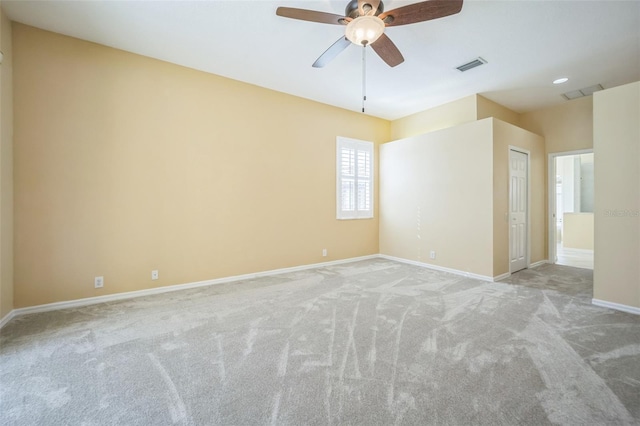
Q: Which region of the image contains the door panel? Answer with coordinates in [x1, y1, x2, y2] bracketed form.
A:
[510, 150, 528, 272]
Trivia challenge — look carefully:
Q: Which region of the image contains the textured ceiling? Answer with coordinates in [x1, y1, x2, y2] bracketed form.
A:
[4, 0, 640, 120]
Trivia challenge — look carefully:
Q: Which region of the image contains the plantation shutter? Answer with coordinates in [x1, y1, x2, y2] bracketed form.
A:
[337, 137, 374, 219]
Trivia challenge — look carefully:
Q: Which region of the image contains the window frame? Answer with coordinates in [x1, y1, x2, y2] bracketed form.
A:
[336, 137, 374, 220]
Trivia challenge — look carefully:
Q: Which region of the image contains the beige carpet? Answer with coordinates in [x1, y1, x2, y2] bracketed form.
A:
[1, 259, 639, 425]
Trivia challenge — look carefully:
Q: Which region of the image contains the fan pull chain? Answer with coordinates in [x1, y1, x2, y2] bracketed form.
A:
[362, 45, 367, 113]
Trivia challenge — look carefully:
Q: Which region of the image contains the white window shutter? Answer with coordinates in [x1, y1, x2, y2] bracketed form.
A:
[337, 137, 374, 219]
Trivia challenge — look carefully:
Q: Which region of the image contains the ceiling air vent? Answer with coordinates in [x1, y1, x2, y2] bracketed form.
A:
[456, 57, 487, 72]
[562, 84, 604, 100]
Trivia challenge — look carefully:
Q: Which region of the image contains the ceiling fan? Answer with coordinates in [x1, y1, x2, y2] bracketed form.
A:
[276, 0, 463, 68]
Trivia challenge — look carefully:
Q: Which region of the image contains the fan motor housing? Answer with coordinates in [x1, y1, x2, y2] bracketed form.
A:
[345, 0, 384, 18]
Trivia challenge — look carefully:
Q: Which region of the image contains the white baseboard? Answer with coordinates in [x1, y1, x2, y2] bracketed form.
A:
[0, 309, 16, 329]
[378, 254, 498, 282]
[495, 260, 546, 280]
[529, 260, 549, 268]
[493, 272, 511, 281]
[6, 254, 622, 330]
[1, 254, 379, 328]
[592, 299, 640, 316]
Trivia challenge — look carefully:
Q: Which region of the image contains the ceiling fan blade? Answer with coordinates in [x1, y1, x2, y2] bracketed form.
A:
[358, 0, 381, 16]
[276, 7, 350, 25]
[313, 37, 352, 68]
[371, 33, 404, 67]
[379, 0, 463, 27]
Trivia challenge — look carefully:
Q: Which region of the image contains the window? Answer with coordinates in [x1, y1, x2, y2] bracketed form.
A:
[336, 137, 374, 219]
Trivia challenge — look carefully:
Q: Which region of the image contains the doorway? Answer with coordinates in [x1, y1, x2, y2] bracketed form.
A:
[548, 150, 594, 269]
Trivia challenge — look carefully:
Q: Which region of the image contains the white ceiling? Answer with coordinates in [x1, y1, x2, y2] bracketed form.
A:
[3, 0, 640, 120]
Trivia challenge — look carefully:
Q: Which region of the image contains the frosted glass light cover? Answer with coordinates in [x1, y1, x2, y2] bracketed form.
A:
[345, 16, 385, 46]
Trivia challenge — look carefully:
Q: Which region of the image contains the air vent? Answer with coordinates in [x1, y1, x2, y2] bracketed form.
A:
[456, 57, 487, 72]
[562, 84, 603, 100]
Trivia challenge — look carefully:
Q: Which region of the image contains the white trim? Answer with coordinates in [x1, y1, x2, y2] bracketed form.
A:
[0, 253, 590, 330]
[548, 149, 594, 265]
[0, 309, 16, 329]
[529, 260, 549, 268]
[592, 299, 640, 316]
[493, 272, 511, 282]
[378, 254, 501, 282]
[1, 255, 379, 327]
[548, 152, 555, 264]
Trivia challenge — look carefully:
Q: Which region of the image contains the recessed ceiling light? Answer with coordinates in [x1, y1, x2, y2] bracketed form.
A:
[553, 77, 569, 84]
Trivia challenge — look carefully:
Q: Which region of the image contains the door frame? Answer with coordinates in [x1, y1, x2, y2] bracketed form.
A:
[547, 149, 594, 264]
[509, 146, 531, 274]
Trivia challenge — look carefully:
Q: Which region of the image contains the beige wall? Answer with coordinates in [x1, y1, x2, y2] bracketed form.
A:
[492, 119, 546, 276]
[519, 97, 593, 154]
[390, 94, 523, 142]
[394, 92, 592, 156]
[593, 81, 640, 309]
[563, 213, 594, 250]
[477, 95, 520, 127]
[380, 117, 545, 279]
[389, 95, 477, 141]
[0, 7, 14, 319]
[380, 120, 495, 278]
[13, 24, 390, 308]
[8, 21, 621, 311]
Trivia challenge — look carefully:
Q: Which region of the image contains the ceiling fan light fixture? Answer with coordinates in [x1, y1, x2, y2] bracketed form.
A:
[345, 16, 385, 46]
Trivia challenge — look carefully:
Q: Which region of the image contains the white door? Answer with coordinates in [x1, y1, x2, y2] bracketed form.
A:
[510, 149, 528, 272]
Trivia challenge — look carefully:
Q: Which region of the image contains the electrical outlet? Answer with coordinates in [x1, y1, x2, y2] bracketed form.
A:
[94, 276, 104, 288]
[430, 250, 436, 260]
[151, 270, 159, 280]
[322, 249, 327, 257]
